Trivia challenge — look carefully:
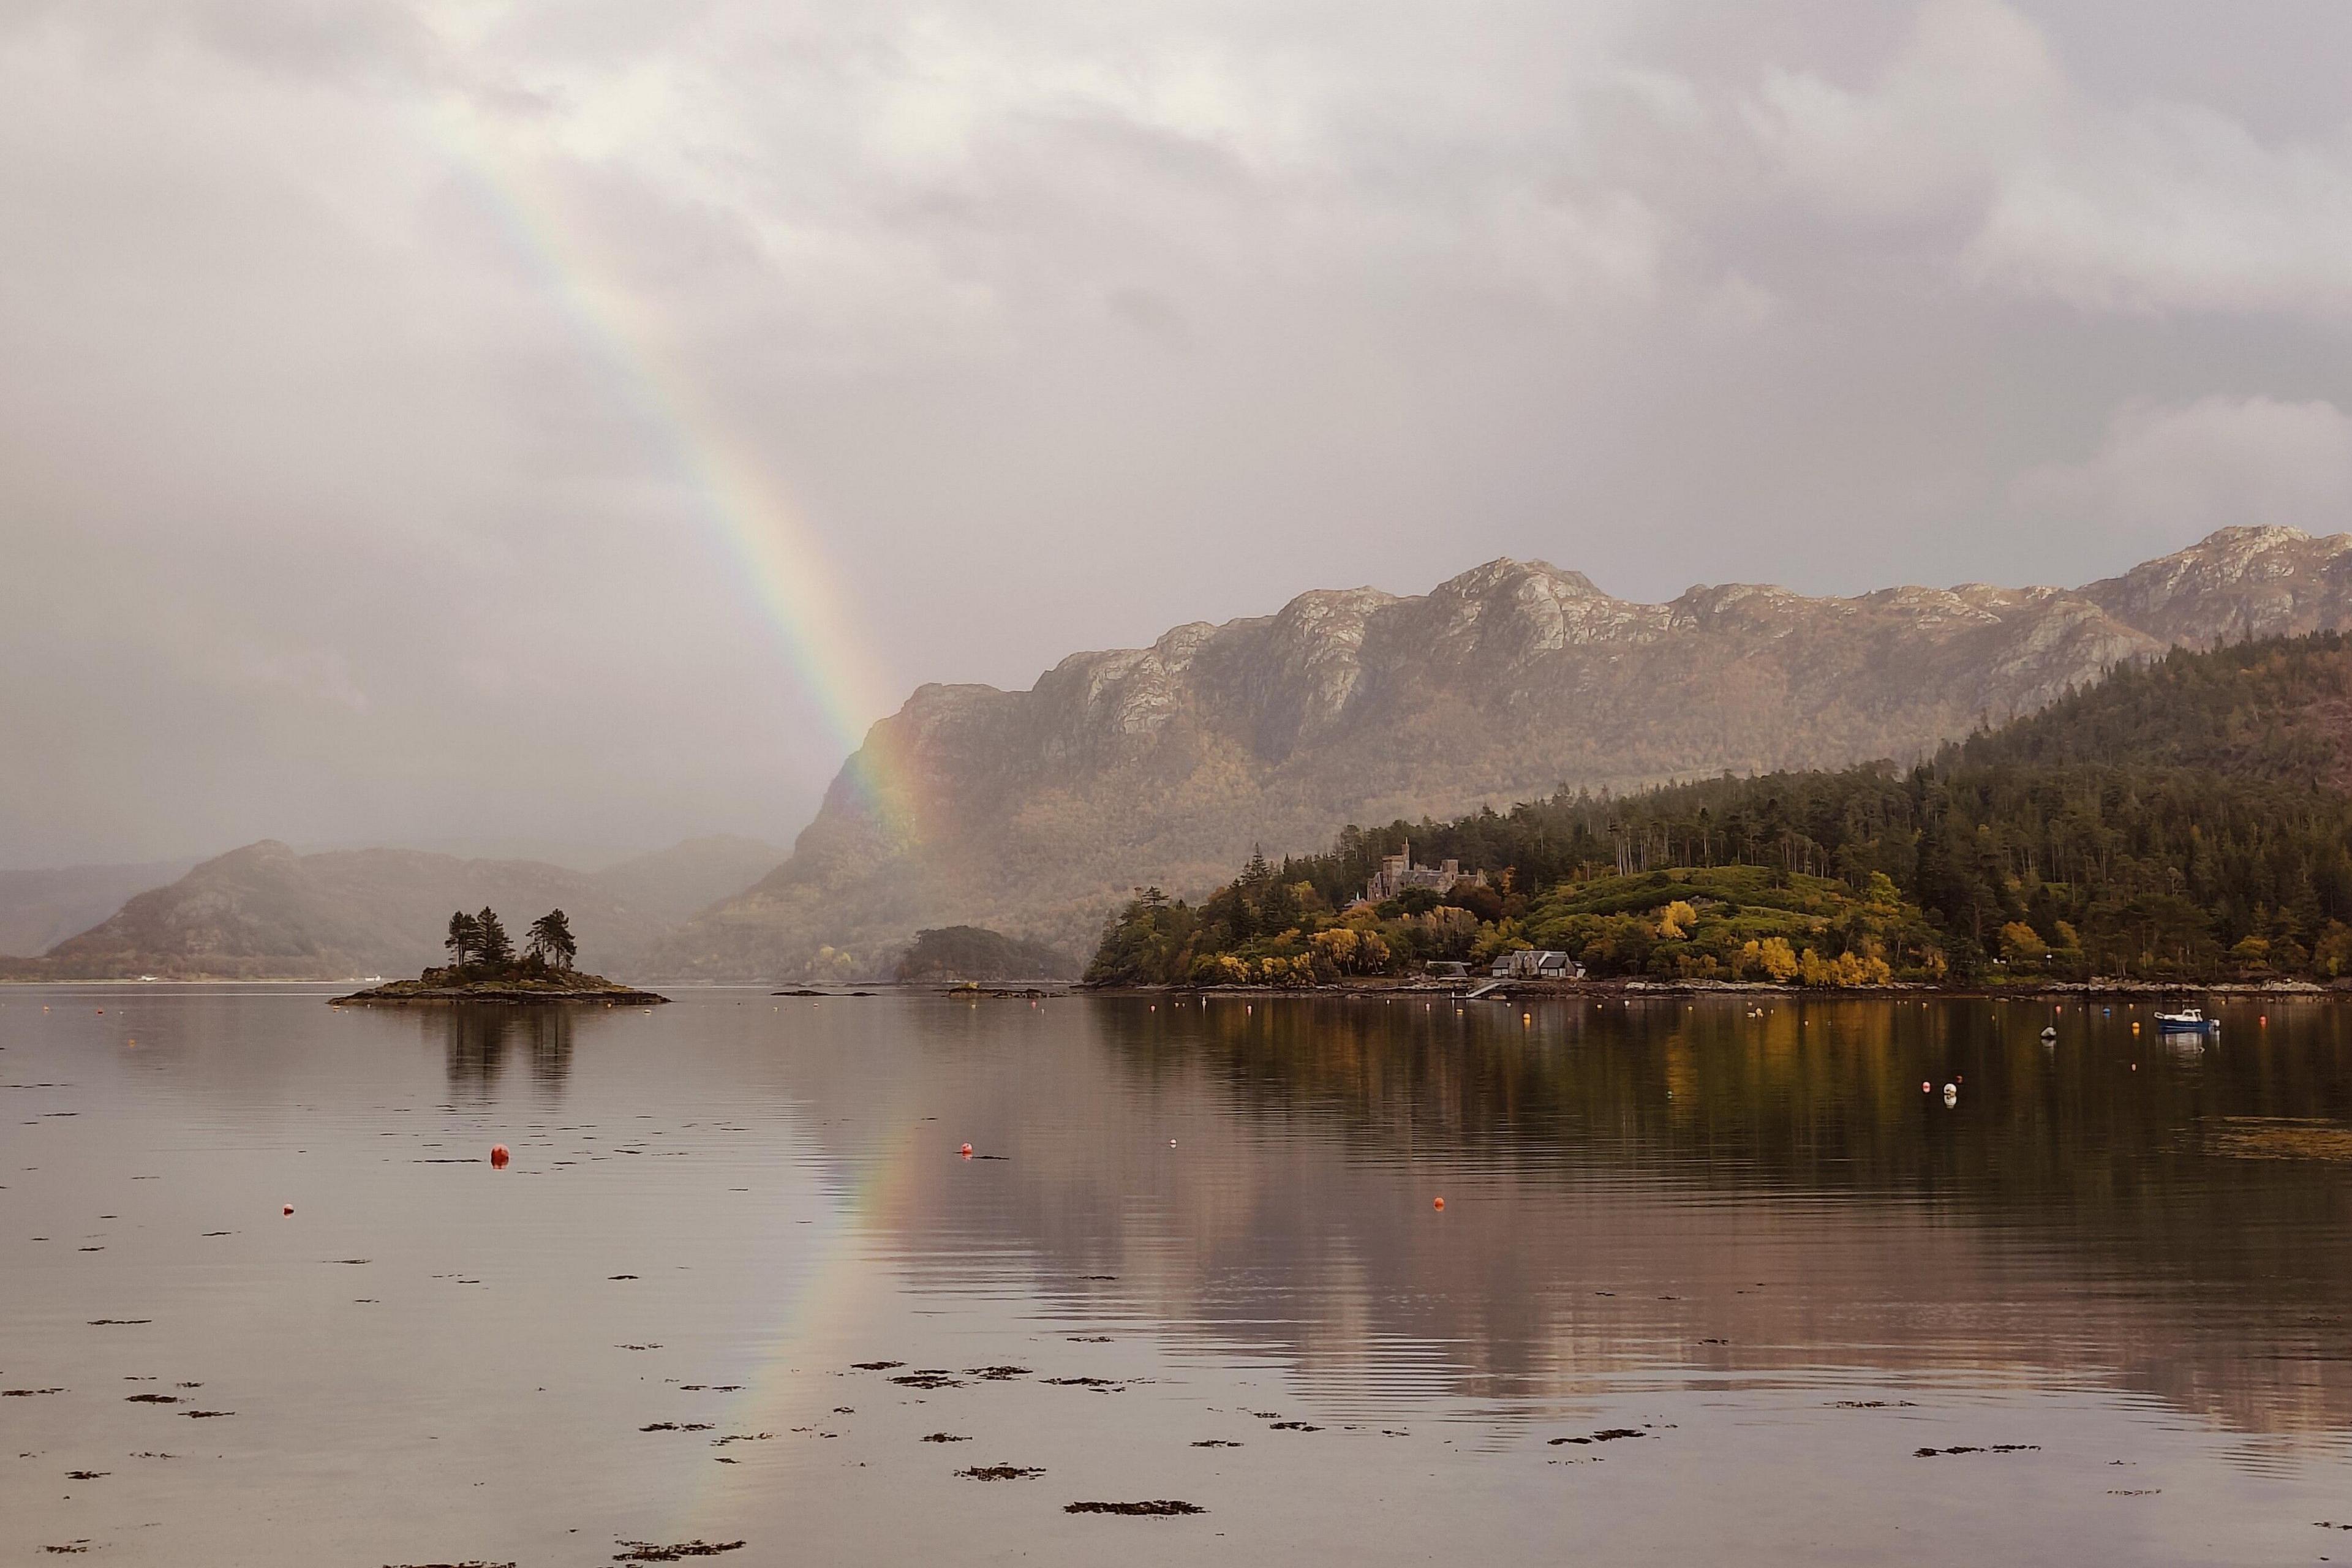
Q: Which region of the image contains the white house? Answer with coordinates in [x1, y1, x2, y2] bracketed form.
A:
[1490, 949, 1580, 979]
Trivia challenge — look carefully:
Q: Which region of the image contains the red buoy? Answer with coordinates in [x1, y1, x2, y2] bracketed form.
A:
[490, 1144, 510, 1169]
[282, 1204, 293, 1216]
[960, 1143, 974, 1159]
[1433, 1196, 1446, 1211]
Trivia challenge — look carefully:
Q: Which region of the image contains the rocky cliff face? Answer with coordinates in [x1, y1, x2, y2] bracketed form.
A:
[651, 527, 2352, 982]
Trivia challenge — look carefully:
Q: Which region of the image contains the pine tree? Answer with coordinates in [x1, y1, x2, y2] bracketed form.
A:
[473, 908, 514, 967]
[527, 910, 578, 970]
[1261, 876, 1302, 932]
[445, 910, 481, 968]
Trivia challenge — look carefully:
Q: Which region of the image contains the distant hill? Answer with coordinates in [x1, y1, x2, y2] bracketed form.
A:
[33, 842, 644, 980]
[893, 925, 1078, 983]
[0, 859, 195, 959]
[656, 526, 2352, 982]
[587, 835, 785, 926]
[21, 835, 781, 981]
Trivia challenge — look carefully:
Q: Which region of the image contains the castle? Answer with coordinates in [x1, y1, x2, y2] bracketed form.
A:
[1364, 842, 1487, 903]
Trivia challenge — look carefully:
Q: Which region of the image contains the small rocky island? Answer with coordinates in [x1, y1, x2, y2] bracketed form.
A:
[331, 907, 668, 1006]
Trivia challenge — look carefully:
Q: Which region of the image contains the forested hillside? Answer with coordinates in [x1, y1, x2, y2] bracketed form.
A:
[1089, 633, 2352, 986]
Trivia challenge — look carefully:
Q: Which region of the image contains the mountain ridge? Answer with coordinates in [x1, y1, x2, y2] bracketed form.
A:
[654, 526, 2352, 982]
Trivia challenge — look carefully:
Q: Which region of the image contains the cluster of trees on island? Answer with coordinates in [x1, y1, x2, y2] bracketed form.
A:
[1090, 632, 2352, 987]
[893, 925, 1077, 982]
[439, 907, 578, 974]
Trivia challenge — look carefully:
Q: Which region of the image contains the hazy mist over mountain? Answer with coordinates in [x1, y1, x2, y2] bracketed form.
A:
[4, 0, 2351, 869]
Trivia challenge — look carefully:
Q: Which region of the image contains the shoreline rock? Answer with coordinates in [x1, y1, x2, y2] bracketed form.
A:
[1085, 976, 2346, 1000]
[330, 973, 668, 1006]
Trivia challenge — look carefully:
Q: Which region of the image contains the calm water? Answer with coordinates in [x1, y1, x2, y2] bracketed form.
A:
[6, 987, 2352, 1565]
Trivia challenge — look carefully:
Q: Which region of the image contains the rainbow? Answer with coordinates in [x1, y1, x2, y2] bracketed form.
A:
[687, 1115, 935, 1529]
[423, 95, 956, 1540]
[423, 99, 911, 825]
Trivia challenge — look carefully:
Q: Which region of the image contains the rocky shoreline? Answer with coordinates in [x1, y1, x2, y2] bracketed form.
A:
[330, 974, 668, 1006]
[1088, 976, 2346, 1000]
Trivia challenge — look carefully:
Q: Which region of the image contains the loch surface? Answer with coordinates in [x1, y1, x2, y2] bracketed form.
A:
[5, 987, 2352, 1565]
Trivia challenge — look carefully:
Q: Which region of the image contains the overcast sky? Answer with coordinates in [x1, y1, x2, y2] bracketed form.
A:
[4, 0, 2350, 868]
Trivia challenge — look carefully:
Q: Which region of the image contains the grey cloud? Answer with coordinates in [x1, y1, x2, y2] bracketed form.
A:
[1969, 107, 2352, 317]
[1, 0, 2347, 867]
[1745, 0, 2352, 318]
[2014, 396, 2352, 544]
[2, 0, 446, 86]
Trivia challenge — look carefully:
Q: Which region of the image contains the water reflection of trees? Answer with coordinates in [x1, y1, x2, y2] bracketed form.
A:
[1101, 996, 2352, 1202]
[1063, 997, 2352, 1437]
[432, 1005, 576, 1095]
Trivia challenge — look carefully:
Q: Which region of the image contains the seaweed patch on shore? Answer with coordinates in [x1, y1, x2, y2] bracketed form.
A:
[2205, 1118, 2352, 1162]
[889, 1371, 963, 1390]
[611, 1544, 744, 1562]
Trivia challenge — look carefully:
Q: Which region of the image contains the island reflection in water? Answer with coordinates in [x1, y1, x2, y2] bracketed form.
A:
[5, 987, 2351, 1566]
[435, 1003, 576, 1096]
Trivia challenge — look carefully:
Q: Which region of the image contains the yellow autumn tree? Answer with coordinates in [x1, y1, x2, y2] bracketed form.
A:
[1811, 950, 1893, 987]
[1193, 953, 1253, 985]
[1737, 937, 1800, 982]
[1310, 927, 1360, 971]
[1308, 926, 1393, 976]
[1998, 921, 2048, 964]
[1256, 954, 1316, 987]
